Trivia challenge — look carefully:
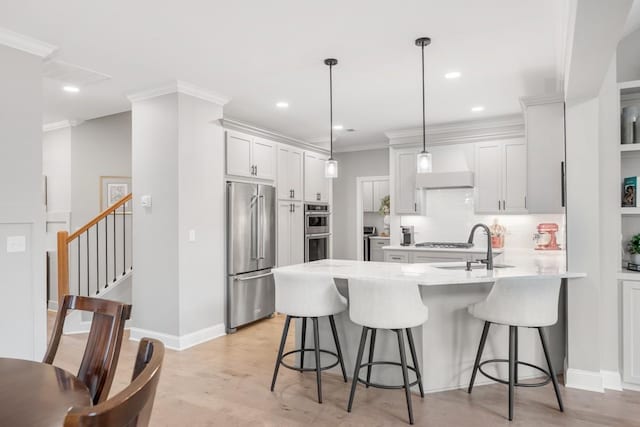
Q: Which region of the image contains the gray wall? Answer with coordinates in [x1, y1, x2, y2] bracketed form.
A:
[0, 45, 46, 359]
[617, 27, 640, 82]
[71, 112, 132, 229]
[332, 149, 389, 259]
[132, 92, 226, 342]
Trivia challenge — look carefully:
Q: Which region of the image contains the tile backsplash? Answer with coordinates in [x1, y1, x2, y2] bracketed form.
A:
[398, 189, 565, 250]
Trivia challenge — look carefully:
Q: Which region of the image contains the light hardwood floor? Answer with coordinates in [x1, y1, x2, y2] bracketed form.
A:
[48, 312, 640, 426]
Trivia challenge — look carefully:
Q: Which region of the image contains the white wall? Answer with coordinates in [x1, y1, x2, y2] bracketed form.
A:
[333, 149, 389, 259]
[131, 90, 226, 348]
[70, 112, 132, 229]
[617, 27, 640, 82]
[0, 45, 46, 360]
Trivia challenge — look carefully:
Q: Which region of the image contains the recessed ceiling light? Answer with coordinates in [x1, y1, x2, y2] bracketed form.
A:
[63, 85, 80, 93]
[276, 101, 289, 108]
[471, 106, 485, 112]
[445, 71, 461, 79]
[333, 124, 343, 130]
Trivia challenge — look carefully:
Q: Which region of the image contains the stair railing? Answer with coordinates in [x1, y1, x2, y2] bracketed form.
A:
[57, 193, 133, 305]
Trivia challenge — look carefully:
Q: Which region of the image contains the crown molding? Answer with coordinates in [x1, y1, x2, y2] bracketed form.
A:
[0, 27, 57, 58]
[127, 80, 230, 106]
[385, 114, 524, 146]
[42, 119, 82, 132]
[519, 93, 565, 108]
[334, 141, 389, 153]
[220, 118, 330, 155]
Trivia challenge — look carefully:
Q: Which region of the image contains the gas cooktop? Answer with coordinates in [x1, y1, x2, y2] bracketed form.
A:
[414, 242, 474, 249]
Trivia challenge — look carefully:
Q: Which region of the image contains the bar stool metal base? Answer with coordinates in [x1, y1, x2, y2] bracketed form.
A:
[270, 315, 348, 404]
[279, 348, 341, 373]
[347, 327, 424, 425]
[467, 322, 564, 421]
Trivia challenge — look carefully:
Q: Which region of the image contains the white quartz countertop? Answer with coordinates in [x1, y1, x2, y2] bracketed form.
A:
[382, 244, 504, 254]
[369, 236, 390, 240]
[273, 250, 584, 286]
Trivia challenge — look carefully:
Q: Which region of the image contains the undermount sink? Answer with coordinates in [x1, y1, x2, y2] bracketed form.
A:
[435, 264, 514, 270]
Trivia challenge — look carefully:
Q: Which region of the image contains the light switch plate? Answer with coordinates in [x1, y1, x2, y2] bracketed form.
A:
[188, 229, 196, 242]
[7, 235, 26, 253]
[141, 195, 152, 208]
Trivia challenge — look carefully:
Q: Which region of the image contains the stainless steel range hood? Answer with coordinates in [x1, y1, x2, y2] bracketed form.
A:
[416, 171, 474, 189]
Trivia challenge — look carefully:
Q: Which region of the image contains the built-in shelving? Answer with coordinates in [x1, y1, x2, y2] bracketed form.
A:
[618, 269, 640, 280]
[622, 207, 640, 215]
[620, 144, 640, 153]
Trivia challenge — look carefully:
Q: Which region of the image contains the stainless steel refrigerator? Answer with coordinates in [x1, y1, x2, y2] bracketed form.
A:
[226, 182, 276, 333]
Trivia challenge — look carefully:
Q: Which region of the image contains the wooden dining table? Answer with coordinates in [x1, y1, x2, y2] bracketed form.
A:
[0, 357, 91, 427]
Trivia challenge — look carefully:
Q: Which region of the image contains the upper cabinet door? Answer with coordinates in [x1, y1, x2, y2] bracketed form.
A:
[362, 181, 374, 212]
[503, 141, 528, 213]
[252, 138, 276, 180]
[289, 150, 303, 201]
[475, 142, 502, 214]
[304, 152, 330, 203]
[373, 180, 390, 213]
[524, 102, 565, 214]
[394, 150, 418, 214]
[278, 146, 303, 200]
[226, 131, 253, 178]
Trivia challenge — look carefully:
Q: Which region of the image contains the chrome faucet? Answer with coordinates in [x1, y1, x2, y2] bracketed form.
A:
[466, 223, 493, 271]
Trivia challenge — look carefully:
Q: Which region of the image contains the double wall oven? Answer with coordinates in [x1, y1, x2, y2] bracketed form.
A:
[305, 203, 330, 262]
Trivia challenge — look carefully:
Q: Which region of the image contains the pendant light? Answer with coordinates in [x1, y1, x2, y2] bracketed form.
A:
[324, 58, 339, 178]
[415, 37, 432, 174]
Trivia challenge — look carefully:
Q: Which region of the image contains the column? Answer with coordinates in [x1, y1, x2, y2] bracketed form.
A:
[129, 82, 229, 350]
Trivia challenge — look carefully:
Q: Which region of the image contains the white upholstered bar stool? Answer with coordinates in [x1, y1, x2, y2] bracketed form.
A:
[467, 277, 564, 421]
[270, 270, 348, 403]
[347, 278, 428, 425]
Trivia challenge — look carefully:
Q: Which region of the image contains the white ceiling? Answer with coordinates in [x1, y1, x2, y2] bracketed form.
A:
[1, 0, 567, 149]
[624, 0, 640, 36]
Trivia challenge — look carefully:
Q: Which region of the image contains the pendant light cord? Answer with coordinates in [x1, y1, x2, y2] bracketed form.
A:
[421, 42, 426, 153]
[329, 63, 334, 160]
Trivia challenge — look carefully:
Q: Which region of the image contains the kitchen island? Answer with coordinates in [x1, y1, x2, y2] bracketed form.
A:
[273, 252, 584, 393]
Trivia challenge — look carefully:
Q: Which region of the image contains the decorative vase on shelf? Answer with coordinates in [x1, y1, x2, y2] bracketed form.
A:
[632, 253, 640, 265]
[383, 214, 390, 235]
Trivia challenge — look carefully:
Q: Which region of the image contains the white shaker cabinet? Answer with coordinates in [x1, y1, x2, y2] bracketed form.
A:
[475, 139, 527, 214]
[304, 152, 330, 203]
[623, 280, 640, 386]
[392, 147, 420, 214]
[225, 131, 276, 180]
[277, 201, 304, 267]
[363, 179, 389, 213]
[277, 145, 303, 201]
[521, 98, 566, 214]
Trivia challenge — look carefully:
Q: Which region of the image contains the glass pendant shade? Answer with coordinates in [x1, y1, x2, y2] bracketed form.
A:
[325, 158, 338, 178]
[417, 151, 432, 173]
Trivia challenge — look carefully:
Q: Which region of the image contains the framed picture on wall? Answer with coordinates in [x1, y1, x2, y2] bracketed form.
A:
[100, 176, 132, 213]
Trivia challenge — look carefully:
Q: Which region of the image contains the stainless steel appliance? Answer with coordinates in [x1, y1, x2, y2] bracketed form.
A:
[305, 203, 330, 234]
[304, 203, 330, 262]
[363, 225, 377, 261]
[227, 182, 276, 333]
[400, 226, 414, 246]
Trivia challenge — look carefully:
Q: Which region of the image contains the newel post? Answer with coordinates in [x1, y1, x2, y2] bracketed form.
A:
[56, 230, 69, 307]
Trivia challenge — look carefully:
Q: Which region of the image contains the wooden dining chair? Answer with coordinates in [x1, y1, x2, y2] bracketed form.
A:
[63, 338, 165, 427]
[43, 295, 132, 404]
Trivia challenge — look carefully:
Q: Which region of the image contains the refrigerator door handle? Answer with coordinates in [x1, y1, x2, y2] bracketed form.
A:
[258, 194, 265, 260]
[250, 195, 258, 260]
[235, 271, 273, 281]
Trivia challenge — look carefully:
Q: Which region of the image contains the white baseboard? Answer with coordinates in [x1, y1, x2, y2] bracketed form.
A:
[129, 323, 226, 351]
[565, 368, 604, 392]
[601, 370, 623, 391]
[623, 382, 640, 392]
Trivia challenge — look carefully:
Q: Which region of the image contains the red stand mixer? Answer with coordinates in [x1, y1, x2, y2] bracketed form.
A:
[534, 223, 561, 250]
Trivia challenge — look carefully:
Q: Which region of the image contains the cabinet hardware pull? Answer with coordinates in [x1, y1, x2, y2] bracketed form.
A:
[255, 165, 258, 175]
[561, 161, 566, 208]
[498, 200, 500, 211]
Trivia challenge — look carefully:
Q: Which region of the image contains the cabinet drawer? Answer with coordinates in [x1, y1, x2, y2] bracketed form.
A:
[384, 251, 409, 263]
[371, 239, 389, 249]
[410, 253, 463, 264]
